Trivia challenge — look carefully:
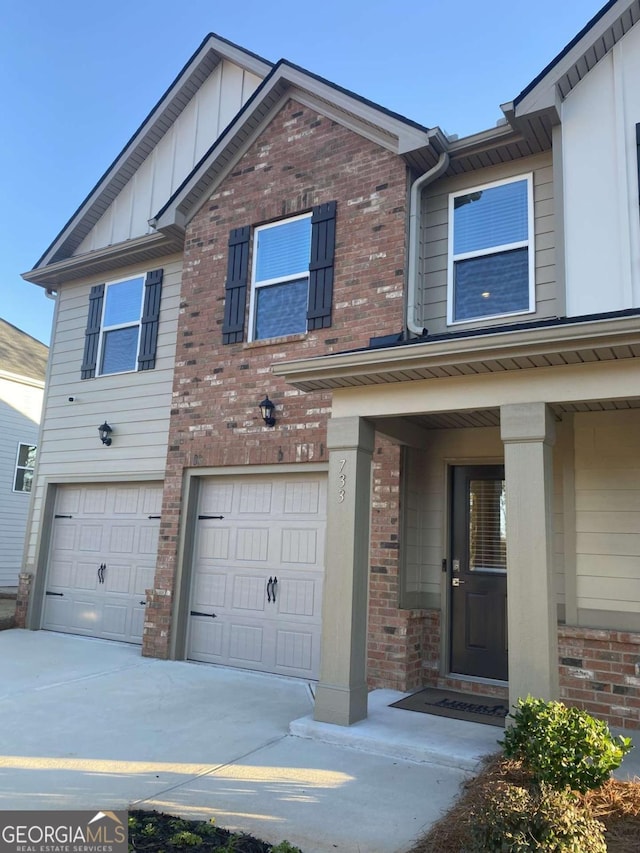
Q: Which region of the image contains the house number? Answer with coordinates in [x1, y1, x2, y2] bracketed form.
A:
[338, 458, 346, 502]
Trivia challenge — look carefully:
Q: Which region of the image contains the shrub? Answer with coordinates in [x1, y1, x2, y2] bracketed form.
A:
[468, 781, 607, 852]
[501, 696, 633, 793]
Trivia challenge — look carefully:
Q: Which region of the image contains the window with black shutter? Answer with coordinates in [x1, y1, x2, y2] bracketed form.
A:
[80, 269, 163, 378]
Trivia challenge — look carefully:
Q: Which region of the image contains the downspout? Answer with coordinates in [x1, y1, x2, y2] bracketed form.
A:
[406, 150, 450, 336]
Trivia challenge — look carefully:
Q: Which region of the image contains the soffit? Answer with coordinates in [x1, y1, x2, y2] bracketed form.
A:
[272, 316, 640, 392]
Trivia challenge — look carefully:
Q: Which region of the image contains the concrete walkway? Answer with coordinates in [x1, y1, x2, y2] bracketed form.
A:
[0, 630, 637, 853]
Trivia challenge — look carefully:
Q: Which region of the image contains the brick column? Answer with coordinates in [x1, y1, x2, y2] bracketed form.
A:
[501, 402, 559, 708]
[314, 416, 374, 725]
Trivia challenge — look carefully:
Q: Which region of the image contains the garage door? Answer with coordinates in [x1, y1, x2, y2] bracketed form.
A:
[43, 483, 162, 644]
[188, 473, 326, 679]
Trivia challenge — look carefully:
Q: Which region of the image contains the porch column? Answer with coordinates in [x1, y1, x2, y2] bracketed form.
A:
[314, 416, 375, 726]
[501, 402, 559, 709]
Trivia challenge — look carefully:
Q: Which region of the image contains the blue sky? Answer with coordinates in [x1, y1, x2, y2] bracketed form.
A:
[1, 0, 605, 345]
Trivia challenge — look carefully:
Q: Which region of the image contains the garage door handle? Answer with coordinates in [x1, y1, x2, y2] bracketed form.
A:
[46, 591, 64, 597]
[190, 610, 217, 618]
[198, 515, 225, 520]
[98, 563, 106, 584]
[267, 576, 278, 603]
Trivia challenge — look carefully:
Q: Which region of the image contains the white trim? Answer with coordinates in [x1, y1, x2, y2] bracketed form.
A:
[446, 173, 535, 326]
[247, 212, 312, 342]
[96, 274, 145, 376]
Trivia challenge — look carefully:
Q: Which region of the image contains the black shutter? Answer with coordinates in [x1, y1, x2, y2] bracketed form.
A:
[80, 283, 105, 379]
[307, 201, 337, 330]
[138, 269, 164, 371]
[222, 226, 250, 344]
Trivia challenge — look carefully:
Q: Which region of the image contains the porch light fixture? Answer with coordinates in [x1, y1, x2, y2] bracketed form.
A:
[259, 395, 276, 427]
[98, 421, 113, 446]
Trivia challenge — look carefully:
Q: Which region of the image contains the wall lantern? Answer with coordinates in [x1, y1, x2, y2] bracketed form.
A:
[98, 421, 113, 446]
[259, 395, 276, 427]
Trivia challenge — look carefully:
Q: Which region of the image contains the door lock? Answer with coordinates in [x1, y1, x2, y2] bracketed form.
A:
[452, 578, 466, 587]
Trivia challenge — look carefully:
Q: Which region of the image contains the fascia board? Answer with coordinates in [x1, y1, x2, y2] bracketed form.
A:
[514, 0, 633, 118]
[35, 35, 272, 271]
[272, 315, 640, 388]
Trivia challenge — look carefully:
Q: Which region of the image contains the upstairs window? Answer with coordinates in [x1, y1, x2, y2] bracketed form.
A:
[99, 276, 144, 374]
[80, 269, 163, 379]
[13, 443, 36, 493]
[249, 214, 312, 341]
[448, 175, 534, 324]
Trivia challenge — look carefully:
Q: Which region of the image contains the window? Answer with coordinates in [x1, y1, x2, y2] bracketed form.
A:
[221, 202, 337, 345]
[249, 214, 312, 341]
[13, 444, 36, 493]
[80, 269, 163, 379]
[448, 174, 534, 324]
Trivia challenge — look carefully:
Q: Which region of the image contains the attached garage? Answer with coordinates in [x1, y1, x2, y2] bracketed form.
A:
[43, 483, 162, 644]
[188, 473, 326, 679]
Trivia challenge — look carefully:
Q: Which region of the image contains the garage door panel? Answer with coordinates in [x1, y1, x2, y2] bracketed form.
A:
[232, 575, 268, 612]
[189, 474, 326, 678]
[193, 570, 227, 608]
[229, 623, 264, 663]
[44, 483, 162, 645]
[235, 528, 269, 561]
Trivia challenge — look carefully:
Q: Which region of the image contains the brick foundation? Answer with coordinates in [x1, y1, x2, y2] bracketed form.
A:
[14, 572, 32, 629]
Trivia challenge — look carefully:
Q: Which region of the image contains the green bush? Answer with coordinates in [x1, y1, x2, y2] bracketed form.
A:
[468, 781, 606, 852]
[501, 696, 632, 793]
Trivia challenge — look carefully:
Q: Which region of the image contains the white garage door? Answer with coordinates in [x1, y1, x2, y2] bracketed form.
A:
[188, 473, 326, 679]
[43, 483, 162, 644]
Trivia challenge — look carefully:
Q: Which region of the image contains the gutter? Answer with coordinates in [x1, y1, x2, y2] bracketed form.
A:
[406, 150, 450, 336]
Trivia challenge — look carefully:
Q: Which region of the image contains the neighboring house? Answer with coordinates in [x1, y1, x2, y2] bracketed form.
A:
[20, 0, 640, 729]
[0, 319, 47, 587]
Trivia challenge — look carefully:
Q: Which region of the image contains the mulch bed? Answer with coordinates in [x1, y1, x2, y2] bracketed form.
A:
[128, 810, 299, 853]
[408, 756, 640, 853]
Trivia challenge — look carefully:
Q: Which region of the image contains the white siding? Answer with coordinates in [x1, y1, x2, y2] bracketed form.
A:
[24, 256, 181, 570]
[0, 378, 43, 586]
[418, 152, 556, 335]
[574, 410, 640, 616]
[74, 61, 263, 255]
[562, 24, 640, 316]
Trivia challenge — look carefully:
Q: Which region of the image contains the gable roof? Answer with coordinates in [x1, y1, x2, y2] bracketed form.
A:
[33, 34, 272, 272]
[151, 60, 439, 234]
[0, 320, 48, 383]
[504, 0, 639, 133]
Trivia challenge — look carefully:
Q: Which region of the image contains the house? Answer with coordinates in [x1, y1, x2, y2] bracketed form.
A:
[20, 0, 640, 729]
[0, 320, 47, 588]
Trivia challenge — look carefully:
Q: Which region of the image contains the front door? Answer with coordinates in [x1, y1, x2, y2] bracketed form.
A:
[450, 465, 508, 681]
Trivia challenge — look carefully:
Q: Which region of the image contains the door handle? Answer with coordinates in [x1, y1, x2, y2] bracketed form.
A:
[97, 563, 106, 584]
[452, 578, 466, 587]
[267, 577, 279, 603]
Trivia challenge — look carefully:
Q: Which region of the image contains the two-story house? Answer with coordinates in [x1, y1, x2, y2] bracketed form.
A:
[21, 0, 640, 730]
[0, 320, 47, 588]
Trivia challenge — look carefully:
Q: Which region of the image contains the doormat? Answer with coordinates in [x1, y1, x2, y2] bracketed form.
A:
[390, 687, 509, 727]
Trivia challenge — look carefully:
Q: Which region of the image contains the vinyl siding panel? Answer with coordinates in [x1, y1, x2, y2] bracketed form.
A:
[24, 256, 181, 570]
[0, 378, 43, 586]
[418, 152, 556, 335]
[574, 410, 640, 619]
[73, 60, 263, 255]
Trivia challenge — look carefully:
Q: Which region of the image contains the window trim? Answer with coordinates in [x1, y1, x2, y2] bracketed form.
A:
[96, 274, 145, 376]
[247, 212, 313, 343]
[13, 442, 36, 494]
[446, 173, 535, 326]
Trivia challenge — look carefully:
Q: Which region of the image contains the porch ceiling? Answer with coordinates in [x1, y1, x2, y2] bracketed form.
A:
[272, 314, 640, 392]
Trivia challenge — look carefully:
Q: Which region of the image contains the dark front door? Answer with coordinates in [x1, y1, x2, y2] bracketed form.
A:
[450, 465, 508, 681]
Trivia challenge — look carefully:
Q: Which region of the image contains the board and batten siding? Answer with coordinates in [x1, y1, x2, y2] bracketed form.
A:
[74, 61, 263, 256]
[0, 377, 43, 586]
[573, 409, 640, 631]
[561, 23, 640, 317]
[23, 256, 181, 571]
[417, 152, 556, 336]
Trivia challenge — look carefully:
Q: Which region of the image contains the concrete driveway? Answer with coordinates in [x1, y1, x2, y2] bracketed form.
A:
[0, 630, 637, 853]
